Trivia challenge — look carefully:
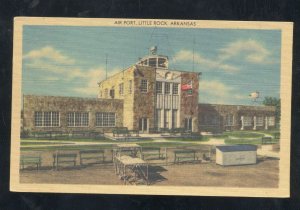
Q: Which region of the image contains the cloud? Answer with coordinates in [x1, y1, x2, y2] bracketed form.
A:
[218, 39, 271, 64]
[23, 46, 75, 65]
[173, 50, 239, 73]
[199, 80, 248, 104]
[73, 67, 121, 95]
[23, 46, 122, 97]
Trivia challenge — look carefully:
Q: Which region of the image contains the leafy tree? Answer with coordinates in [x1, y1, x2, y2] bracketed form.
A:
[263, 96, 281, 125]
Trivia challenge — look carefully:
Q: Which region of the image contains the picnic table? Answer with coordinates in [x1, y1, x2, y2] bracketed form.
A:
[173, 149, 198, 164]
[20, 155, 42, 170]
[114, 143, 142, 159]
[114, 155, 149, 185]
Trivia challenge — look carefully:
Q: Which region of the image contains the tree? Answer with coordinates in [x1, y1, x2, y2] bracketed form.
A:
[263, 96, 281, 125]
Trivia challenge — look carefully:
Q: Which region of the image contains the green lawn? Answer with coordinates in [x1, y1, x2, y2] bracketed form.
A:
[163, 136, 210, 142]
[225, 138, 279, 145]
[137, 142, 198, 148]
[21, 141, 73, 146]
[21, 137, 114, 143]
[224, 131, 264, 138]
[21, 144, 115, 151]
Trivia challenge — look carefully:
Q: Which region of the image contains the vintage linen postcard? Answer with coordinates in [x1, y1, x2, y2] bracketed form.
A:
[11, 17, 293, 197]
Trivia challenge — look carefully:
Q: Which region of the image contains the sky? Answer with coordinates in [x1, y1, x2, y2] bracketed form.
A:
[22, 25, 281, 105]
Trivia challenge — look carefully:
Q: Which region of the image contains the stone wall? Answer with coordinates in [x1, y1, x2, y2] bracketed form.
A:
[132, 66, 156, 131]
[23, 95, 123, 133]
[180, 72, 200, 132]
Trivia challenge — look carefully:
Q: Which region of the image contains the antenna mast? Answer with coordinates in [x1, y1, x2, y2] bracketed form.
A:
[105, 54, 108, 79]
[193, 36, 195, 72]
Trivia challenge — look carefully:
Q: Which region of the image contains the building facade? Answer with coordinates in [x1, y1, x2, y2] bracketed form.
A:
[21, 50, 277, 134]
[98, 52, 200, 133]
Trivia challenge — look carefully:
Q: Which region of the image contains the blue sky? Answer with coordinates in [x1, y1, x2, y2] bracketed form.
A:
[22, 25, 281, 105]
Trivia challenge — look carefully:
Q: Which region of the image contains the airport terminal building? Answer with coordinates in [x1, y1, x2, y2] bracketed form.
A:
[22, 50, 276, 134]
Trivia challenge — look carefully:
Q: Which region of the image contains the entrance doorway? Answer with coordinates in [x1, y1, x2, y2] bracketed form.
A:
[184, 118, 192, 131]
[139, 118, 148, 133]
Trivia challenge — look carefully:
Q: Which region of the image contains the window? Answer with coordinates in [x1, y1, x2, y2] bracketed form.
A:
[141, 79, 148, 93]
[268, 116, 275, 126]
[165, 82, 170, 94]
[156, 82, 162, 94]
[225, 114, 234, 126]
[67, 112, 89, 127]
[119, 83, 124, 96]
[155, 109, 161, 128]
[129, 80, 132, 94]
[34, 111, 60, 127]
[173, 83, 179, 95]
[256, 116, 264, 126]
[149, 58, 156, 67]
[172, 110, 178, 128]
[164, 109, 170, 128]
[158, 58, 167, 68]
[34, 112, 43, 126]
[105, 89, 108, 98]
[110, 89, 115, 99]
[96, 112, 116, 127]
[243, 116, 252, 126]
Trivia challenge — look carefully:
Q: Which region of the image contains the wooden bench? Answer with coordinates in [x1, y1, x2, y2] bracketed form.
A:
[128, 130, 139, 137]
[79, 149, 105, 165]
[32, 131, 52, 139]
[262, 137, 274, 144]
[113, 127, 129, 137]
[174, 149, 198, 164]
[20, 155, 42, 170]
[90, 131, 105, 139]
[53, 153, 77, 170]
[50, 131, 69, 139]
[71, 131, 92, 139]
[141, 147, 161, 160]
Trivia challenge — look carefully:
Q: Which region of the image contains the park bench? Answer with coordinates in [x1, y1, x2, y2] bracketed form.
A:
[128, 130, 139, 137]
[20, 155, 42, 170]
[53, 152, 77, 170]
[141, 147, 161, 160]
[49, 131, 69, 140]
[71, 131, 92, 139]
[79, 149, 105, 165]
[32, 131, 52, 139]
[173, 149, 198, 164]
[262, 137, 274, 144]
[90, 131, 105, 139]
[113, 127, 129, 137]
[149, 127, 159, 134]
[274, 133, 280, 140]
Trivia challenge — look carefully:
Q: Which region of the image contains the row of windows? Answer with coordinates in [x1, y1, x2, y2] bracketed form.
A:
[34, 112, 60, 127]
[34, 111, 116, 127]
[201, 114, 275, 126]
[101, 80, 179, 97]
[100, 79, 146, 98]
[156, 82, 179, 95]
